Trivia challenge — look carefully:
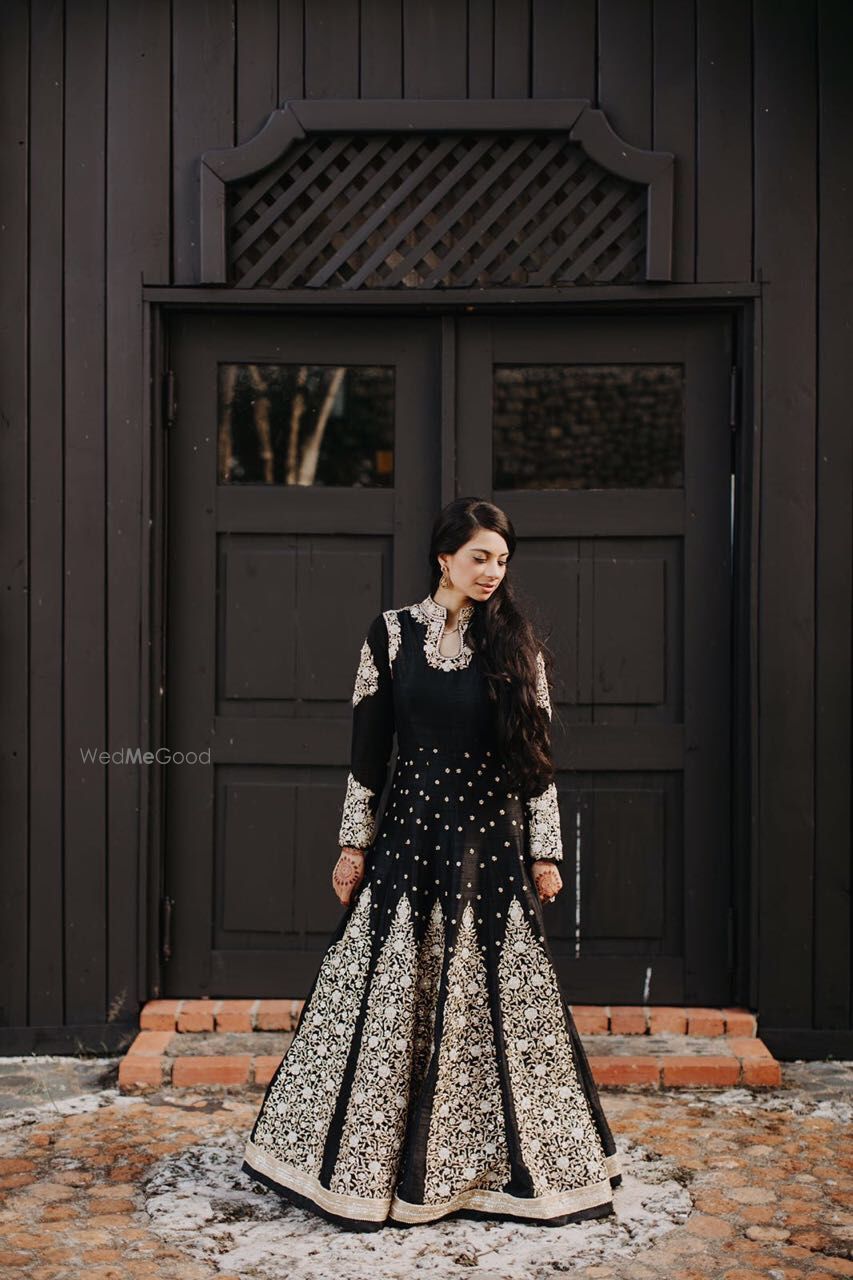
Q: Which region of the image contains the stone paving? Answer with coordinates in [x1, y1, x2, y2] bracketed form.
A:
[0, 1054, 850, 1280]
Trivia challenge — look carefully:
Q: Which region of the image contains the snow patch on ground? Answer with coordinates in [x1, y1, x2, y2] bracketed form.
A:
[682, 1083, 853, 1124]
[141, 1130, 692, 1279]
[0, 1084, 146, 1131]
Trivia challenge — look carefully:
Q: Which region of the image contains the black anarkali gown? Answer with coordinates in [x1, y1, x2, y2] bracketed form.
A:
[242, 593, 622, 1230]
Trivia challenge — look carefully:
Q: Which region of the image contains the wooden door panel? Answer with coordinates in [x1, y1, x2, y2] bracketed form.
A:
[591, 556, 666, 705]
[220, 537, 298, 701]
[581, 784, 668, 940]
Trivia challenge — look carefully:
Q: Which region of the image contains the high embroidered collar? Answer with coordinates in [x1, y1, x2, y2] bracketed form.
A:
[420, 593, 475, 625]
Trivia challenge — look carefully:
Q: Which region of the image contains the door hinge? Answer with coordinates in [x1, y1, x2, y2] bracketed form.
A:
[160, 895, 175, 963]
[163, 369, 177, 428]
[729, 366, 739, 430]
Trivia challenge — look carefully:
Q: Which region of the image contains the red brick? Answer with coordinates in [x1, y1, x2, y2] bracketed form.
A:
[663, 1055, 740, 1086]
[727, 1036, 774, 1059]
[741, 1058, 782, 1087]
[216, 999, 258, 1032]
[610, 1005, 649, 1034]
[685, 1008, 726, 1036]
[649, 1007, 689, 1034]
[125, 1030, 173, 1057]
[252, 1055, 284, 1085]
[256, 999, 301, 1031]
[722, 1007, 758, 1036]
[171, 1055, 251, 1086]
[118, 1056, 164, 1089]
[177, 999, 219, 1032]
[139, 999, 184, 1030]
[588, 1055, 660, 1086]
[570, 1006, 609, 1034]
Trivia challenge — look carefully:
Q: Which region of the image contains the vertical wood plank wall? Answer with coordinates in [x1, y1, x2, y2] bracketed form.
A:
[0, 0, 849, 1048]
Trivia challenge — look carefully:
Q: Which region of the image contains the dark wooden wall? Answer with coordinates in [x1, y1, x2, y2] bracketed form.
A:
[0, 0, 850, 1054]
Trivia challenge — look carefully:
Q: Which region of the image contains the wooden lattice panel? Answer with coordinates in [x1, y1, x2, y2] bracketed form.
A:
[201, 101, 673, 287]
[225, 131, 647, 290]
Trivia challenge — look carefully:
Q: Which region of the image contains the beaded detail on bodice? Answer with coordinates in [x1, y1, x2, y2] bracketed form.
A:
[338, 598, 564, 862]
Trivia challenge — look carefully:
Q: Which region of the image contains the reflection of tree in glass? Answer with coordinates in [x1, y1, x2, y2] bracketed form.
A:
[292, 366, 345, 485]
[219, 363, 275, 483]
[219, 364, 345, 485]
[247, 365, 274, 483]
[218, 362, 393, 486]
[218, 363, 238, 483]
[284, 365, 307, 484]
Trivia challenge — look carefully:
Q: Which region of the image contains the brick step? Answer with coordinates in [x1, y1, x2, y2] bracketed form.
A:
[140, 999, 760, 1038]
[119, 1022, 782, 1095]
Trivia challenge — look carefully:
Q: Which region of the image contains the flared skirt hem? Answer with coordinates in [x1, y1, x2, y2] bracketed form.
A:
[242, 1139, 622, 1232]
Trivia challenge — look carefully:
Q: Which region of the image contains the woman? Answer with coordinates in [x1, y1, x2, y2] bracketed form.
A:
[242, 497, 622, 1230]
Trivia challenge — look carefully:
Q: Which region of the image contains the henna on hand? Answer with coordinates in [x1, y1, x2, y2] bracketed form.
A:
[332, 847, 366, 906]
[531, 860, 563, 903]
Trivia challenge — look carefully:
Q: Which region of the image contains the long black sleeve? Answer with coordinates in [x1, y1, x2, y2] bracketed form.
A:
[337, 612, 396, 849]
[525, 649, 564, 862]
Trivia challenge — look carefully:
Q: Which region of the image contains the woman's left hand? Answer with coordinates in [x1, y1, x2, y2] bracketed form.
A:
[531, 860, 563, 903]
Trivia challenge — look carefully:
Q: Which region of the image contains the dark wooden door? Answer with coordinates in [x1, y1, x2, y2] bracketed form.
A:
[164, 309, 734, 1006]
[164, 313, 441, 994]
[456, 314, 734, 1004]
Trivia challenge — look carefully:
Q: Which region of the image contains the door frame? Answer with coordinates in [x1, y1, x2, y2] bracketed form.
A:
[140, 286, 760, 1013]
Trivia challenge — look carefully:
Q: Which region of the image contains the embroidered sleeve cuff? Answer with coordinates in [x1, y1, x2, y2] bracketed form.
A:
[526, 781, 564, 861]
[337, 772, 379, 848]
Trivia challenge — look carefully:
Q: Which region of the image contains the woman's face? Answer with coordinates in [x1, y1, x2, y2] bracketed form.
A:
[442, 528, 510, 602]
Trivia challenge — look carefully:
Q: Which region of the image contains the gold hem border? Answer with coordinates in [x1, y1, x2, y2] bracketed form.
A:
[244, 1139, 621, 1225]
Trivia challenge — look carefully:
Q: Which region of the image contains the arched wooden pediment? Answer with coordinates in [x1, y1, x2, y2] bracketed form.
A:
[200, 99, 673, 289]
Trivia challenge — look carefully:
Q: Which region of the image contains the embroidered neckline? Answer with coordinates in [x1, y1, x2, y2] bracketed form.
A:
[419, 593, 476, 625]
[409, 594, 477, 671]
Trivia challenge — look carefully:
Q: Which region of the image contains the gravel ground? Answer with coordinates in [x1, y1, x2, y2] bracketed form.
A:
[0, 1054, 850, 1280]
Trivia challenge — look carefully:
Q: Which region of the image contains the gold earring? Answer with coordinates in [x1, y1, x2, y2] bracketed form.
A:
[439, 566, 450, 589]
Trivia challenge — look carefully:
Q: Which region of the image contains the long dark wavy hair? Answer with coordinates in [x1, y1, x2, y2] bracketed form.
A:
[427, 497, 559, 798]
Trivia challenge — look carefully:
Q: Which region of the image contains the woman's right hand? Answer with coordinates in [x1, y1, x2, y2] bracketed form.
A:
[332, 847, 366, 906]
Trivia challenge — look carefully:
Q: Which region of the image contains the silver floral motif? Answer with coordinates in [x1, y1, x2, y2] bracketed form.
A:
[527, 650, 563, 861]
[244, 887, 621, 1223]
[352, 639, 380, 706]
[408, 594, 476, 672]
[534, 648, 552, 718]
[338, 771, 378, 848]
[527, 781, 564, 861]
[423, 901, 511, 1203]
[499, 896, 609, 1195]
[411, 898, 445, 1096]
[330, 895, 419, 1199]
[247, 888, 374, 1179]
[383, 608, 402, 669]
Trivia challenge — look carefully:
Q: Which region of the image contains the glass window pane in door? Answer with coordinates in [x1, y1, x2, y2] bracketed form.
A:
[218, 363, 394, 486]
[493, 364, 684, 489]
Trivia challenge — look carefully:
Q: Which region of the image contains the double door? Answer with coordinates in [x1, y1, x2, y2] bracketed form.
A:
[164, 310, 733, 1006]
